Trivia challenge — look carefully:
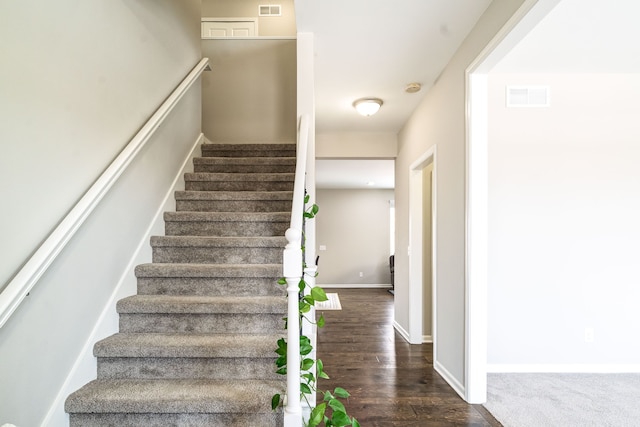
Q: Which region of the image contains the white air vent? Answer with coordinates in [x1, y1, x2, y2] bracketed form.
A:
[506, 86, 550, 107]
[259, 5, 282, 16]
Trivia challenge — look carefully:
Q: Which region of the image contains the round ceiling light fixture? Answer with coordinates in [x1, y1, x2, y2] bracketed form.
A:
[353, 98, 383, 116]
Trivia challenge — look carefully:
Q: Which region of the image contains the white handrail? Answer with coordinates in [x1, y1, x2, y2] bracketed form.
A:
[0, 58, 210, 329]
[282, 114, 310, 426]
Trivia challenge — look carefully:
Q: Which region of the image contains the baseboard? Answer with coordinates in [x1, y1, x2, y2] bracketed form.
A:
[319, 284, 392, 289]
[487, 363, 640, 373]
[422, 335, 433, 343]
[393, 321, 411, 342]
[434, 360, 466, 400]
[42, 133, 203, 426]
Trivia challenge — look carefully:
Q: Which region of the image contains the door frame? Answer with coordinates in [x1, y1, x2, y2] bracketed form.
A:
[408, 146, 437, 346]
[464, 0, 562, 403]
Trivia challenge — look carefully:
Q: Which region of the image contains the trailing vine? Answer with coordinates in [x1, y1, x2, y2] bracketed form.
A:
[272, 195, 359, 427]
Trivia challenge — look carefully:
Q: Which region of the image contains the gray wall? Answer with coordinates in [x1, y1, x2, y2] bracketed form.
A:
[395, 0, 526, 392]
[316, 189, 394, 286]
[0, 1, 201, 425]
[202, 39, 297, 142]
[202, 0, 296, 37]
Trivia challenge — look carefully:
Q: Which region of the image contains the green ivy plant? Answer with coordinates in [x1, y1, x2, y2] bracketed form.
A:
[272, 195, 359, 427]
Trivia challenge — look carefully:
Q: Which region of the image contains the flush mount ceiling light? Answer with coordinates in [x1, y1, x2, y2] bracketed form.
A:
[353, 98, 383, 116]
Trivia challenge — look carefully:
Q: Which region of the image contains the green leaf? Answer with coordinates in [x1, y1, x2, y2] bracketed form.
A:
[308, 403, 326, 427]
[304, 194, 310, 204]
[328, 398, 346, 413]
[299, 301, 311, 314]
[303, 295, 315, 305]
[271, 393, 281, 410]
[323, 390, 334, 402]
[352, 418, 360, 427]
[330, 411, 351, 427]
[277, 277, 287, 285]
[317, 313, 325, 328]
[299, 279, 306, 293]
[300, 382, 312, 395]
[301, 357, 314, 371]
[302, 372, 315, 383]
[316, 359, 330, 379]
[311, 286, 328, 302]
[275, 355, 286, 367]
[275, 367, 287, 375]
[333, 387, 350, 398]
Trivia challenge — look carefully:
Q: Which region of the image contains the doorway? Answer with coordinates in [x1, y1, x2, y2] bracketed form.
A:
[408, 148, 436, 345]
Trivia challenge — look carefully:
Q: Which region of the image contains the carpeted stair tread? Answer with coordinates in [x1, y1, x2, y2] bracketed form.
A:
[201, 143, 296, 158]
[94, 333, 282, 358]
[175, 191, 293, 201]
[135, 263, 281, 278]
[185, 172, 294, 182]
[150, 235, 286, 248]
[117, 295, 286, 314]
[194, 157, 295, 165]
[65, 379, 283, 413]
[164, 211, 289, 222]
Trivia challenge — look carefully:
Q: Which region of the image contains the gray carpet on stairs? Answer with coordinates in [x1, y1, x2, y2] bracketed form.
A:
[65, 143, 294, 426]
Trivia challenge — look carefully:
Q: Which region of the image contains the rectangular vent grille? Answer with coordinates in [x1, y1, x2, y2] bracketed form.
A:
[506, 86, 550, 107]
[259, 5, 282, 16]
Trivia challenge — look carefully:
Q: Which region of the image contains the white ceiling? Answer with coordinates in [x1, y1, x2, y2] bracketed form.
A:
[294, 0, 493, 133]
[493, 0, 640, 74]
[299, 0, 640, 189]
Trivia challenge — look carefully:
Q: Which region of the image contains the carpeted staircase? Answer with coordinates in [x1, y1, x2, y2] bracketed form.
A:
[65, 143, 296, 426]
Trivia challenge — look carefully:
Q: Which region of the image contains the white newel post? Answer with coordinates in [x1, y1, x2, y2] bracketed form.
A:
[283, 228, 302, 427]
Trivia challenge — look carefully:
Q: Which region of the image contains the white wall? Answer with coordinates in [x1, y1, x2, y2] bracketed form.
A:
[395, 0, 525, 392]
[202, 39, 297, 142]
[0, 1, 201, 425]
[316, 189, 394, 286]
[487, 73, 640, 369]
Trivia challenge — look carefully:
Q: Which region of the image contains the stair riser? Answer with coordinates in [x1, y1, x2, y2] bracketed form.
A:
[70, 412, 283, 427]
[176, 200, 292, 212]
[97, 357, 279, 380]
[165, 221, 288, 237]
[152, 247, 282, 264]
[194, 164, 295, 174]
[119, 313, 284, 334]
[185, 181, 294, 191]
[138, 278, 285, 297]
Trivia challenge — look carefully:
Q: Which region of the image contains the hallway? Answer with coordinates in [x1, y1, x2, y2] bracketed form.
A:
[316, 289, 501, 426]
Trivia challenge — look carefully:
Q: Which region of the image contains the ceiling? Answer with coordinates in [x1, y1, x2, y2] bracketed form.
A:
[299, 0, 640, 190]
[294, 0, 493, 133]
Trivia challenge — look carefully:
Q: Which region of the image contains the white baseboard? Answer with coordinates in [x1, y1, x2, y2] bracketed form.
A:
[393, 321, 410, 342]
[319, 284, 392, 289]
[434, 360, 466, 401]
[42, 133, 203, 427]
[487, 363, 640, 373]
[422, 335, 433, 343]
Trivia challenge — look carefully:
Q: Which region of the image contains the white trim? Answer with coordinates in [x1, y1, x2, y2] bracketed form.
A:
[393, 321, 410, 343]
[435, 360, 465, 400]
[464, 0, 562, 404]
[487, 364, 640, 373]
[41, 133, 204, 426]
[319, 284, 392, 289]
[422, 335, 433, 344]
[408, 147, 436, 346]
[0, 58, 209, 330]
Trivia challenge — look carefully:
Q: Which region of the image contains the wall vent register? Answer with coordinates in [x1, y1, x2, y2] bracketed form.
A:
[259, 5, 282, 16]
[506, 85, 550, 107]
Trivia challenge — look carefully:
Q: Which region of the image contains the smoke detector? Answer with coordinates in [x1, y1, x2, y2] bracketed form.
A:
[404, 83, 422, 94]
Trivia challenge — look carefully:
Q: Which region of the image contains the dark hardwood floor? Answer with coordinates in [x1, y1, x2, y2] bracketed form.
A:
[315, 288, 501, 426]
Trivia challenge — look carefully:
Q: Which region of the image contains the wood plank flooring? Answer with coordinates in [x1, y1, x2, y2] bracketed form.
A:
[315, 288, 501, 426]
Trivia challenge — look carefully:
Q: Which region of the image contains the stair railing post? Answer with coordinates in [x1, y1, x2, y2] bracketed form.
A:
[283, 228, 302, 426]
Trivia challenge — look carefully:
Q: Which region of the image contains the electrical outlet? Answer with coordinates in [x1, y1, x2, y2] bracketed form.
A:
[584, 328, 595, 343]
